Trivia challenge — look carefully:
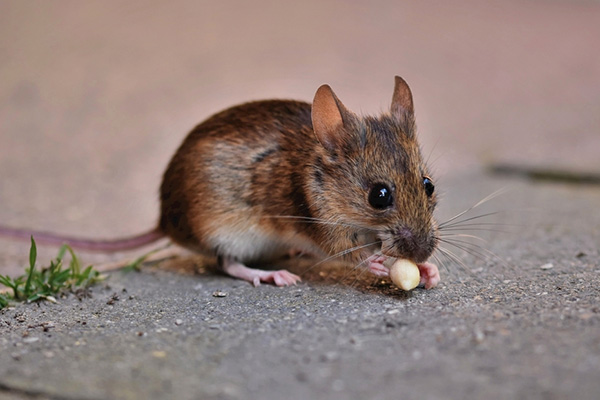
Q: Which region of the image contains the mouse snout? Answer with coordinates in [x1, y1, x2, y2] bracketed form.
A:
[382, 226, 435, 263]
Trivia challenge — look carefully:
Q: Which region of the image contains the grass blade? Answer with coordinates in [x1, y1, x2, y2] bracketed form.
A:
[23, 236, 37, 297]
[0, 294, 8, 308]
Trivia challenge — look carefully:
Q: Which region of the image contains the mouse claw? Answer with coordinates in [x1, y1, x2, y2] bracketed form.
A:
[270, 270, 302, 287]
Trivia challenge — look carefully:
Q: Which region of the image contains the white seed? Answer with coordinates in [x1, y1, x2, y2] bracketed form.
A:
[540, 263, 554, 270]
[389, 259, 420, 291]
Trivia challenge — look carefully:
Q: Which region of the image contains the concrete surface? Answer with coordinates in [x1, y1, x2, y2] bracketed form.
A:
[1, 1, 599, 399]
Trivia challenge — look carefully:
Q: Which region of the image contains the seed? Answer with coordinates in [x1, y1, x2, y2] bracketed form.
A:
[389, 259, 420, 291]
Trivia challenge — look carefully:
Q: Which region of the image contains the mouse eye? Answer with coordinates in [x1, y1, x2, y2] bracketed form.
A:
[423, 177, 435, 197]
[368, 183, 394, 209]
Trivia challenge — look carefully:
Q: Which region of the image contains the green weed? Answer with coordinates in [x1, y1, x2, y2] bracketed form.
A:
[0, 237, 105, 309]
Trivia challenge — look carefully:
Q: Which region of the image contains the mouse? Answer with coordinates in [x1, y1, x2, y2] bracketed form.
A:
[0, 76, 440, 289]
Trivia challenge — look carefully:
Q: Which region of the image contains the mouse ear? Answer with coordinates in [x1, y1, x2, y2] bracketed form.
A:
[312, 84, 350, 152]
[391, 76, 414, 120]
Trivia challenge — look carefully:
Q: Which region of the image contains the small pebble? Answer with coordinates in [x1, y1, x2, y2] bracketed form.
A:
[152, 350, 167, 358]
[212, 291, 228, 297]
[473, 329, 485, 344]
[540, 263, 554, 270]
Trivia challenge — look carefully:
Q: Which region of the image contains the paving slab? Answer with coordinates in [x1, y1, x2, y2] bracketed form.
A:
[1, 173, 599, 400]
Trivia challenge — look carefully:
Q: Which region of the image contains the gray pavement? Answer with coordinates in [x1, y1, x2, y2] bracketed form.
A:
[1, 1, 599, 399]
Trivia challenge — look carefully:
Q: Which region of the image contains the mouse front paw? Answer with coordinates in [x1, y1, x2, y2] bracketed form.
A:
[366, 254, 390, 277]
[417, 262, 440, 289]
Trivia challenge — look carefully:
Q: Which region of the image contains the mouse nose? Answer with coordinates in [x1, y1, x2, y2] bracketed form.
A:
[390, 227, 434, 262]
[395, 227, 419, 250]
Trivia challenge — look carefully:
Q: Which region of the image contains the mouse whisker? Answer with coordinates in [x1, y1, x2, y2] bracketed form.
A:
[437, 237, 492, 260]
[434, 246, 473, 277]
[437, 233, 488, 243]
[439, 220, 515, 229]
[310, 239, 382, 269]
[438, 211, 502, 229]
[437, 188, 509, 229]
[301, 239, 380, 279]
[434, 188, 515, 278]
[299, 239, 382, 284]
[430, 252, 454, 281]
[345, 254, 376, 287]
[436, 236, 510, 271]
[438, 224, 513, 234]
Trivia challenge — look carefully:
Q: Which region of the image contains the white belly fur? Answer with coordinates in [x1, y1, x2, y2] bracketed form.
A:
[210, 223, 322, 263]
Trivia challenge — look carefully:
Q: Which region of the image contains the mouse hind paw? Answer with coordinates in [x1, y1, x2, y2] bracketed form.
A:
[220, 258, 301, 287]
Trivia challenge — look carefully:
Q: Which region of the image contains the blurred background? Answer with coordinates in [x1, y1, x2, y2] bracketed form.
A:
[0, 0, 598, 270]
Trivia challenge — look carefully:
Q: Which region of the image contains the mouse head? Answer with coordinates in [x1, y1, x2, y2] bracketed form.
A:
[309, 76, 438, 263]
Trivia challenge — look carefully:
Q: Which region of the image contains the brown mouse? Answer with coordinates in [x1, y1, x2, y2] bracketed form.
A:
[0, 76, 440, 288]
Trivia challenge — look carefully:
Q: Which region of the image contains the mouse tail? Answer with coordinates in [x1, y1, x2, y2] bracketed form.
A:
[0, 226, 165, 252]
